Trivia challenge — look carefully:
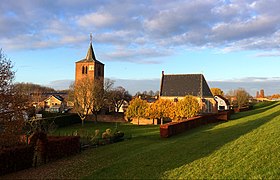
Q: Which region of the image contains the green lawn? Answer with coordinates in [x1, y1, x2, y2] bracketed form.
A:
[3, 102, 280, 179]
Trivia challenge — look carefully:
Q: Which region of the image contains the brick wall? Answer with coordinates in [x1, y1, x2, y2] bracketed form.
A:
[160, 111, 231, 138]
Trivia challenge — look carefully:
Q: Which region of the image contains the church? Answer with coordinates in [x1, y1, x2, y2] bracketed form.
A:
[75, 36, 104, 84]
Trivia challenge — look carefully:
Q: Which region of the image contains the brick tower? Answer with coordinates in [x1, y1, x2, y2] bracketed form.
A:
[75, 35, 104, 84]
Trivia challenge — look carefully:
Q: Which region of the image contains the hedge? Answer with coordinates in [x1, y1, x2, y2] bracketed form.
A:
[47, 136, 80, 162]
[160, 111, 230, 138]
[42, 113, 81, 128]
[0, 145, 34, 176]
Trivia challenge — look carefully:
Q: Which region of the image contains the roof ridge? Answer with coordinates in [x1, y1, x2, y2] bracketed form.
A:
[164, 73, 203, 76]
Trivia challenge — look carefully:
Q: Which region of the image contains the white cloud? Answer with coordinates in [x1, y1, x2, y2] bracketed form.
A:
[105, 46, 171, 63]
[1, 0, 280, 60]
[77, 12, 116, 28]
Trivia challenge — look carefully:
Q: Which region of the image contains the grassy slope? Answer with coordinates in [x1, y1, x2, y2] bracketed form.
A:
[163, 101, 280, 179]
[3, 102, 280, 179]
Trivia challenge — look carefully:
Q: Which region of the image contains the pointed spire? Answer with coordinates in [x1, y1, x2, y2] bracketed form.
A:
[85, 33, 96, 61]
[90, 32, 93, 42]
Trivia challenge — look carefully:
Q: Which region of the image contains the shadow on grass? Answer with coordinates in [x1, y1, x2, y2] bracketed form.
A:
[230, 101, 278, 120]
[150, 103, 280, 178]
[83, 102, 280, 179]
[10, 103, 279, 179]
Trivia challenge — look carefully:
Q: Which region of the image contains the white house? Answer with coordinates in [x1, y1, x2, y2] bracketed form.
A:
[214, 95, 230, 111]
[44, 95, 65, 113]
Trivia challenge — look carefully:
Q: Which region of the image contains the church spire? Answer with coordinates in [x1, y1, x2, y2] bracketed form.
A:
[85, 33, 96, 61]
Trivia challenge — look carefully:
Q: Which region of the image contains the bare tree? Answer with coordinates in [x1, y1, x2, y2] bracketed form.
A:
[0, 49, 28, 147]
[234, 88, 250, 108]
[73, 77, 92, 126]
[110, 86, 132, 112]
[73, 77, 108, 125]
[90, 78, 105, 122]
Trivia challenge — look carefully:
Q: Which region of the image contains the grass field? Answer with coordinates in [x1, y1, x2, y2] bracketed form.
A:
[3, 101, 280, 179]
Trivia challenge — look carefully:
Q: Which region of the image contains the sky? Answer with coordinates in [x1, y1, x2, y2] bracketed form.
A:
[1, 0, 280, 96]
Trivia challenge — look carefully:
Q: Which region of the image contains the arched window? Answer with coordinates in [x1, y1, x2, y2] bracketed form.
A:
[82, 66, 85, 74]
[85, 66, 88, 74]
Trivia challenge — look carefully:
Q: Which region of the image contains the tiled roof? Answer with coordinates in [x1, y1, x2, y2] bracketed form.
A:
[160, 74, 213, 98]
[53, 95, 64, 101]
[76, 43, 104, 65]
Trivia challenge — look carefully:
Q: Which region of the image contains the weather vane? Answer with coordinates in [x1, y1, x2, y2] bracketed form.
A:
[90, 32, 93, 43]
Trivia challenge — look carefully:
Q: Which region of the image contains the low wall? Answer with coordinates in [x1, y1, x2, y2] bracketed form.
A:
[160, 111, 230, 138]
[87, 113, 127, 122]
[130, 118, 160, 125]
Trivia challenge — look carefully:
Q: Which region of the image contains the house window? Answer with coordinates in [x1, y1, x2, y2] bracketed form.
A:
[85, 66, 88, 74]
[207, 100, 212, 113]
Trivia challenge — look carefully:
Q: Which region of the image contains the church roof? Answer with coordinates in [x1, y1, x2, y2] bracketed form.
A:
[160, 73, 213, 98]
[76, 43, 104, 65]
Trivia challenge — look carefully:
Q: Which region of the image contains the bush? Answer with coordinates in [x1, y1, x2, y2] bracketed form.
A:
[47, 136, 80, 162]
[49, 114, 81, 127]
[111, 131, 125, 143]
[24, 114, 81, 132]
[0, 145, 34, 176]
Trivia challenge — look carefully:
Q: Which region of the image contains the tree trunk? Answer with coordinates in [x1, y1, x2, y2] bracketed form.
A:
[137, 117, 139, 126]
[161, 118, 163, 125]
[95, 112, 98, 122]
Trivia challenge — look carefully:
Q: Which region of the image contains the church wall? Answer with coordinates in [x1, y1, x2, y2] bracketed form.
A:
[75, 62, 95, 82]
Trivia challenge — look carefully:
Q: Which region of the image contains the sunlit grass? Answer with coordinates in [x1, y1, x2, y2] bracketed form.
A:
[3, 102, 280, 179]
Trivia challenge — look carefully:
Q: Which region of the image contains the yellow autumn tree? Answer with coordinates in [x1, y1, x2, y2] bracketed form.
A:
[175, 96, 200, 120]
[145, 102, 158, 124]
[146, 99, 175, 125]
[125, 98, 148, 125]
[210, 88, 224, 96]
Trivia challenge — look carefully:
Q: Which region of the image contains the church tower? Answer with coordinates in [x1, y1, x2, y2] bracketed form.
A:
[75, 35, 104, 84]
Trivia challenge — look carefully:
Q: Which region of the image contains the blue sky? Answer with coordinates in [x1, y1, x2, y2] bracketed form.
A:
[1, 0, 280, 95]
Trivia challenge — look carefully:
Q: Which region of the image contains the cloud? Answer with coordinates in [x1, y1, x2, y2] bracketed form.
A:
[208, 77, 280, 96]
[104, 46, 171, 63]
[46, 79, 74, 90]
[1, 0, 280, 60]
[77, 12, 116, 28]
[254, 51, 280, 57]
[44, 76, 280, 96]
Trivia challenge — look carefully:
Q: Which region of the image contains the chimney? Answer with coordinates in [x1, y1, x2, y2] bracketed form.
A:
[159, 70, 165, 97]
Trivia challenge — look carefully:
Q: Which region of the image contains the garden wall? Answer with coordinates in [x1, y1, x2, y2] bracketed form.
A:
[160, 111, 230, 138]
[87, 113, 127, 122]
